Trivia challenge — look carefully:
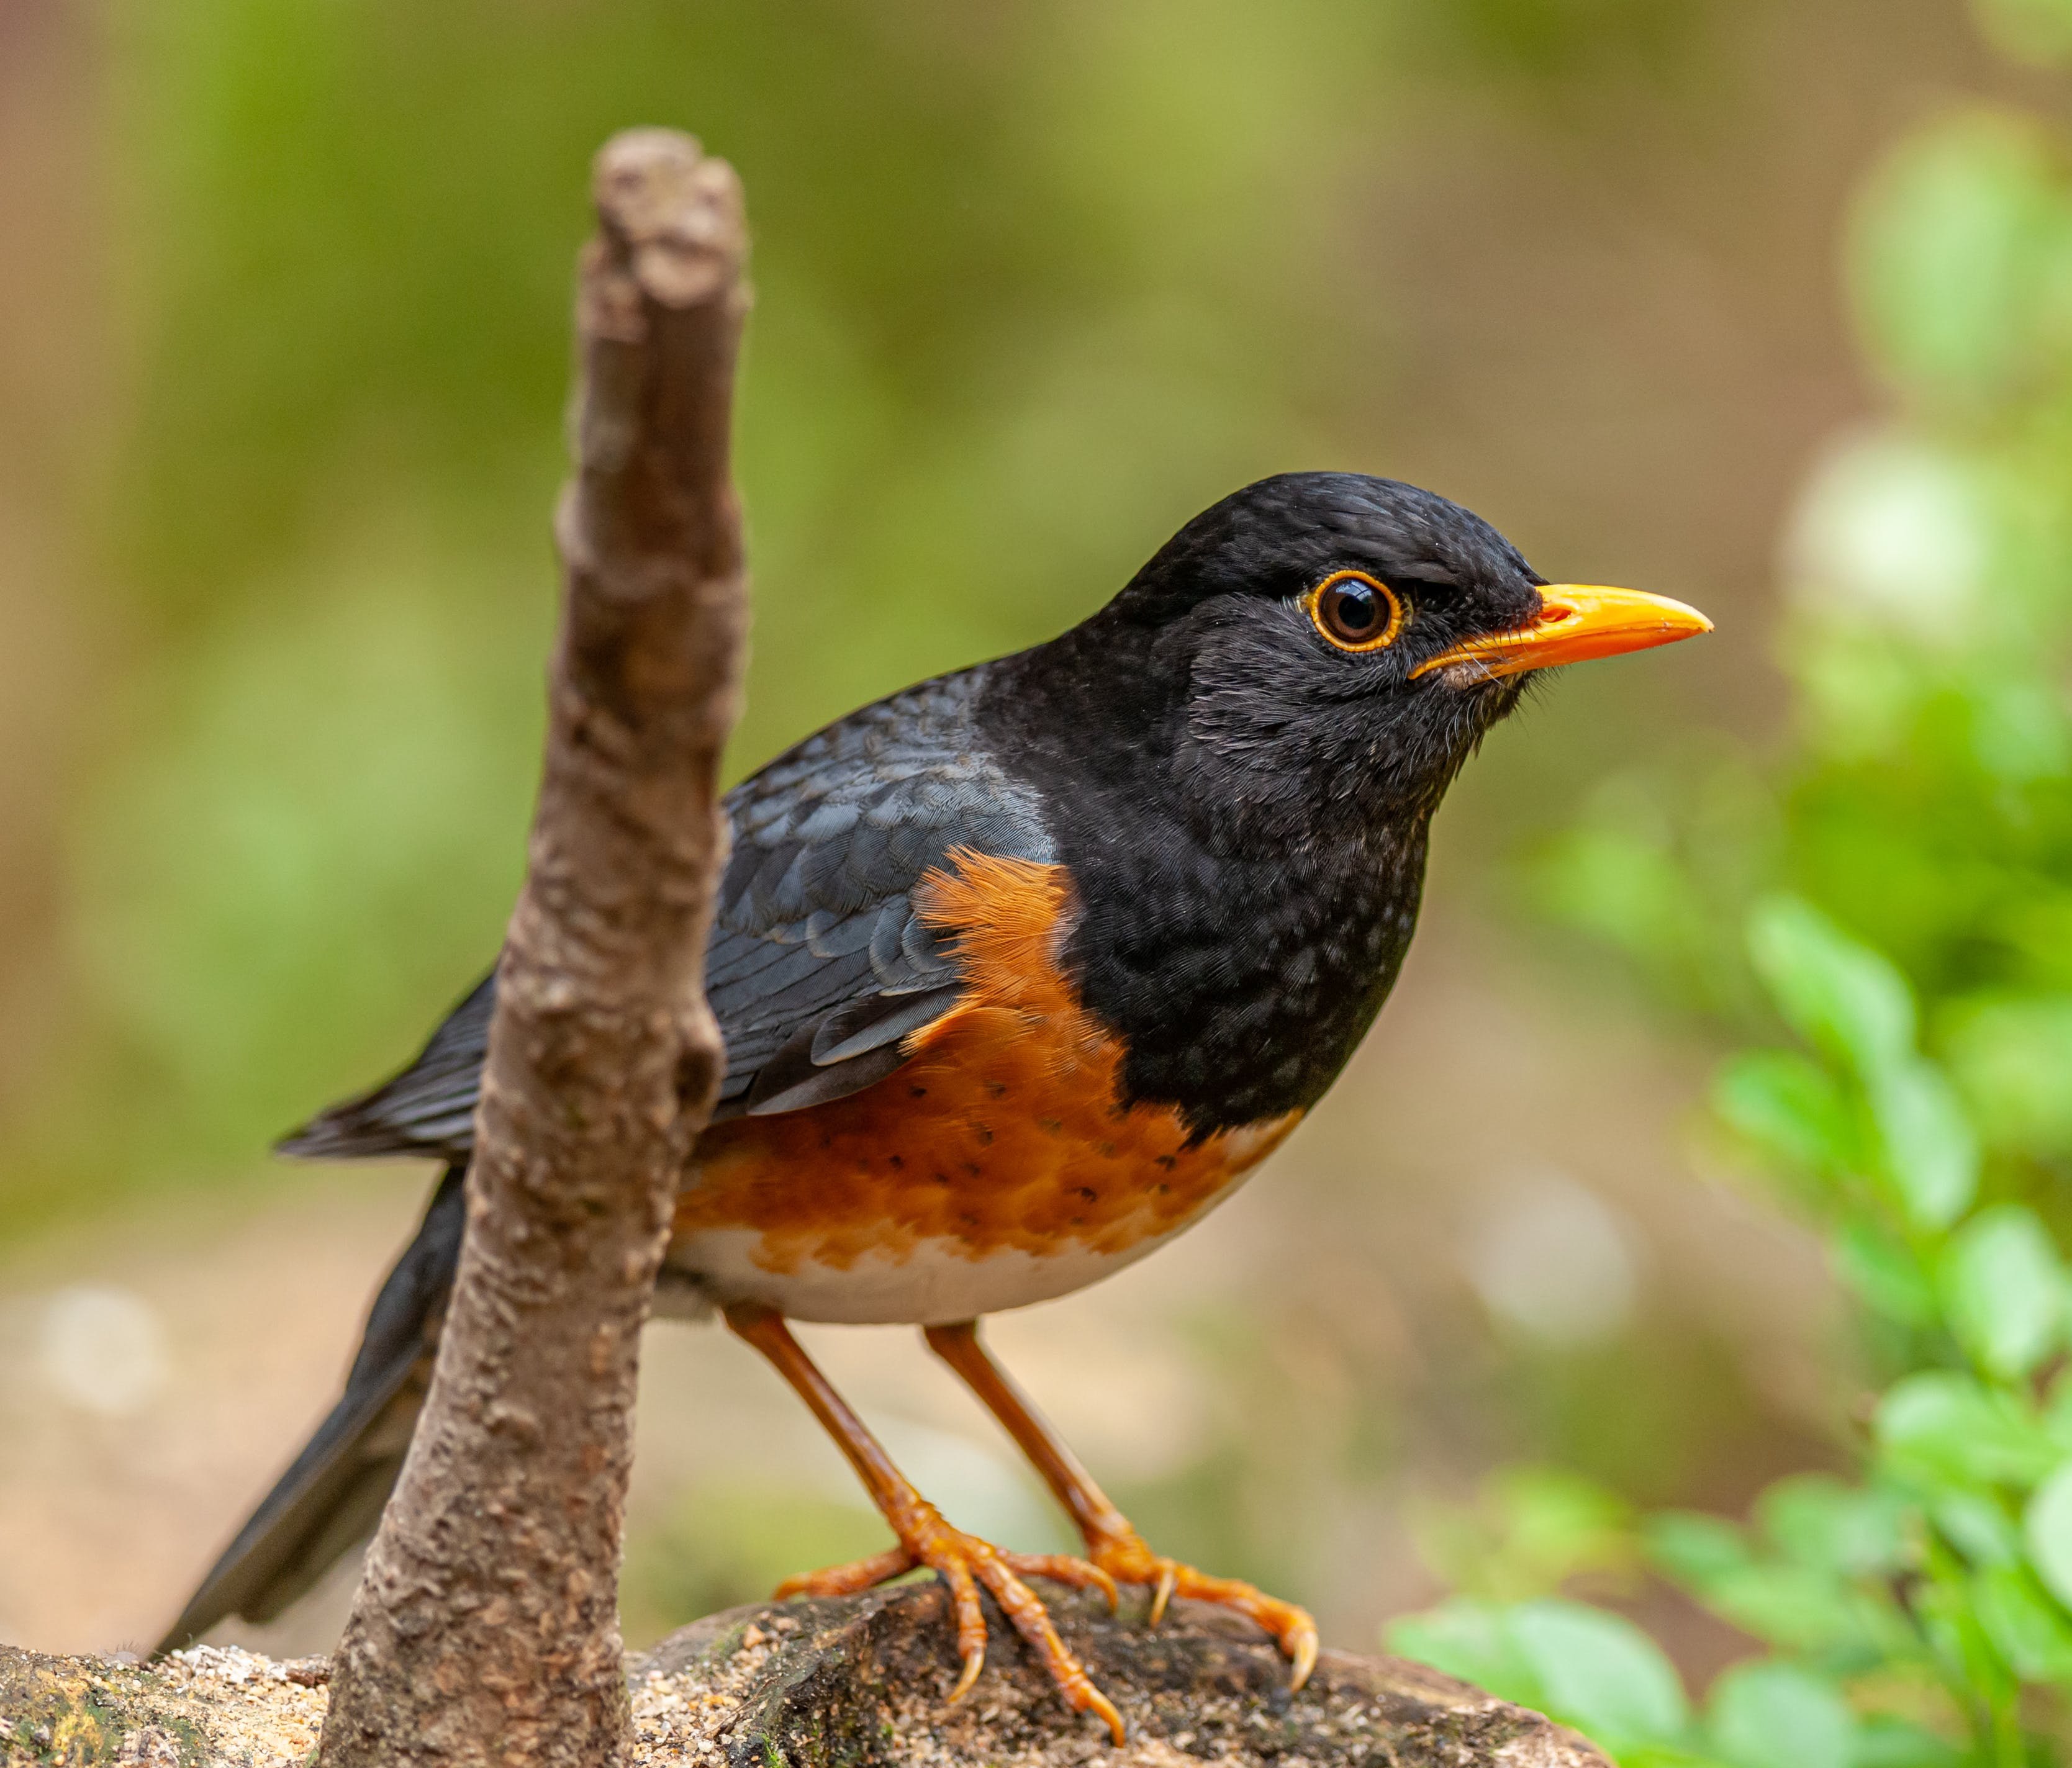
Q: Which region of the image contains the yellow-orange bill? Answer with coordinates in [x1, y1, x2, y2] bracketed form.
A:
[1409, 584, 1713, 680]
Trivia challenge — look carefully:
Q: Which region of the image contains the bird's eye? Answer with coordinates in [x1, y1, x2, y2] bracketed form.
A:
[1306, 571, 1405, 654]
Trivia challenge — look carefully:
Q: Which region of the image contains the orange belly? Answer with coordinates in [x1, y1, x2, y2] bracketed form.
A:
[663, 852, 1300, 1324]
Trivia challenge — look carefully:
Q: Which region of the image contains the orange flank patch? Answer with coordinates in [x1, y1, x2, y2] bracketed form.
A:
[674, 849, 1301, 1278]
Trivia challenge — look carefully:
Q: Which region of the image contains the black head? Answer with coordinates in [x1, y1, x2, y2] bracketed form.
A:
[1080, 473, 1551, 824]
[979, 472, 1708, 1132]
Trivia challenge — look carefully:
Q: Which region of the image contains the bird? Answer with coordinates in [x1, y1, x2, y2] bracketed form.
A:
[156, 472, 1709, 1740]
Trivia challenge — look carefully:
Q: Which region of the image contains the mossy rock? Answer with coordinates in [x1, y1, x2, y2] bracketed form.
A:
[629, 1581, 1609, 1766]
[2, 1586, 1605, 1765]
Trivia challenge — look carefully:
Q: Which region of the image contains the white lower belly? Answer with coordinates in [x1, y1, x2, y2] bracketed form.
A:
[664, 1220, 1187, 1325]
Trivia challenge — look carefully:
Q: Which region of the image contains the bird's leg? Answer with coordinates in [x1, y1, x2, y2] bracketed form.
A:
[722, 1304, 1124, 1743]
[924, 1317, 1319, 1690]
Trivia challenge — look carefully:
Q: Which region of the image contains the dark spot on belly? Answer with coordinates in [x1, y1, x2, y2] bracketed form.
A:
[972, 1124, 995, 1147]
[1075, 1188, 1097, 1202]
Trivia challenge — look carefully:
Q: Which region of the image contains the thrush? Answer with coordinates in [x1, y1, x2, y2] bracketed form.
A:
[156, 472, 1709, 1740]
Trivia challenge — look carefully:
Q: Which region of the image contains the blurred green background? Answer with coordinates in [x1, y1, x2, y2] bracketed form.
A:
[7, 0, 2072, 1761]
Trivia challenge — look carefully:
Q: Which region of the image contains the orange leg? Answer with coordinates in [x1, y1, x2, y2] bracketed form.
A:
[723, 1304, 1124, 1743]
[925, 1318, 1319, 1690]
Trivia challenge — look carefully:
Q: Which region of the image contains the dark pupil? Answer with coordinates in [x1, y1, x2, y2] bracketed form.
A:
[1328, 582, 1380, 636]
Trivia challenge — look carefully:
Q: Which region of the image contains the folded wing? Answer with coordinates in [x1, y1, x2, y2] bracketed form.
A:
[280, 670, 1052, 1163]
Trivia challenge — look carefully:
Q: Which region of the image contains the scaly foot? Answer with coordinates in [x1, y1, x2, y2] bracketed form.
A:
[1090, 1531, 1319, 1690]
[776, 1509, 1126, 1743]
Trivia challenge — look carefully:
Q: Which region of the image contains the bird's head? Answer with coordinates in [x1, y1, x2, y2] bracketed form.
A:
[1089, 472, 1711, 822]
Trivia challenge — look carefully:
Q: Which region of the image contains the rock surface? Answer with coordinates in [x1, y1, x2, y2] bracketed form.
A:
[1, 1583, 1608, 1766]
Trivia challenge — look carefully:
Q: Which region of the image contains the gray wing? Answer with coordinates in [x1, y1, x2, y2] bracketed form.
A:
[279, 669, 1052, 1162]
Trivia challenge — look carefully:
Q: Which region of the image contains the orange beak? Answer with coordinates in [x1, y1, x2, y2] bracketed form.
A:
[1408, 584, 1713, 680]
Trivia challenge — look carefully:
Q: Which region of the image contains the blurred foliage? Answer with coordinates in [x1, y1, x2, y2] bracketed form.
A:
[25, 0, 2069, 1739]
[622, 1481, 892, 1646]
[16, 0, 1426, 1224]
[0, 0, 1739, 1221]
[1399, 7, 2072, 1761]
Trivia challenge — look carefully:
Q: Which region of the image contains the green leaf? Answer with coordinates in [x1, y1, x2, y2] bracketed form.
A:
[2022, 1461, 2072, 1611]
[1747, 895, 1916, 1078]
[1700, 1565, 1869, 1654]
[1385, 1599, 1542, 1709]
[1941, 1204, 2065, 1376]
[1713, 1049, 1860, 1178]
[1486, 1466, 1635, 1589]
[1507, 1599, 1691, 1749]
[1943, 991, 2072, 1157]
[1756, 1476, 1910, 1577]
[1532, 825, 1696, 966]
[1848, 1715, 1965, 1767]
[1831, 1222, 1939, 1325]
[1852, 112, 2072, 400]
[1973, 1563, 2072, 1680]
[1868, 1059, 1979, 1231]
[1930, 1491, 2022, 1567]
[1706, 1662, 1854, 1768]
[1645, 1512, 1872, 1652]
[1646, 1512, 1753, 1592]
[1875, 1373, 2062, 1487]
[2044, 1371, 2072, 1449]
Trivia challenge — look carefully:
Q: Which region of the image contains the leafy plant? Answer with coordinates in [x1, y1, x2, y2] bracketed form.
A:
[1394, 6, 2072, 1762]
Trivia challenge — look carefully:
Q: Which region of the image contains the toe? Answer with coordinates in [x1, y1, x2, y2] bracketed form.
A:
[998, 1550, 1120, 1613]
[938, 1555, 990, 1703]
[1094, 1537, 1318, 1686]
[773, 1544, 915, 1600]
[969, 1549, 1126, 1744]
[1168, 1564, 1319, 1685]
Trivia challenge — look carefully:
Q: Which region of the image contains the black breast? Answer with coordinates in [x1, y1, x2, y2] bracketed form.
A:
[978, 625, 1434, 1138]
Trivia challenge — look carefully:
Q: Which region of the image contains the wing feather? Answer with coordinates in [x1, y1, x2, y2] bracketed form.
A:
[278, 669, 1051, 1163]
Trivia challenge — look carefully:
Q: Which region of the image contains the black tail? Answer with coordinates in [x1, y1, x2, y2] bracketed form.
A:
[154, 1166, 467, 1654]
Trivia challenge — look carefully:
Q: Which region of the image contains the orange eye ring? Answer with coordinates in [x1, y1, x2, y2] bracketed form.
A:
[1305, 570, 1405, 654]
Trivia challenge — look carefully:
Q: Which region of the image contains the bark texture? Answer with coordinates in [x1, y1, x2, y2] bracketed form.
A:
[315, 128, 750, 1768]
[1, 1589, 1611, 1766]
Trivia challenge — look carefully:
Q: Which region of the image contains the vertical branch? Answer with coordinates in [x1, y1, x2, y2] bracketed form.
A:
[318, 129, 749, 1768]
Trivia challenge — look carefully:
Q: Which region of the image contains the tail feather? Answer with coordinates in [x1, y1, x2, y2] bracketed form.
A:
[154, 1166, 467, 1654]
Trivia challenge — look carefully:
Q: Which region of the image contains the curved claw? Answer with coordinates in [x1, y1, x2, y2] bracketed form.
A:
[1148, 1561, 1178, 1628]
[1287, 1621, 1320, 1694]
[1092, 1535, 1316, 1691]
[774, 1514, 1124, 1742]
[947, 1645, 986, 1704]
[938, 1550, 990, 1704]
[966, 1543, 1126, 1744]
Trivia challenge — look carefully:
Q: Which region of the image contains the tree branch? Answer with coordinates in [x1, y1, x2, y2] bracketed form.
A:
[316, 129, 749, 1768]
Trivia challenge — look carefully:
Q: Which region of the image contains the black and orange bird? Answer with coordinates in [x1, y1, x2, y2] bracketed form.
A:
[158, 473, 1708, 1738]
